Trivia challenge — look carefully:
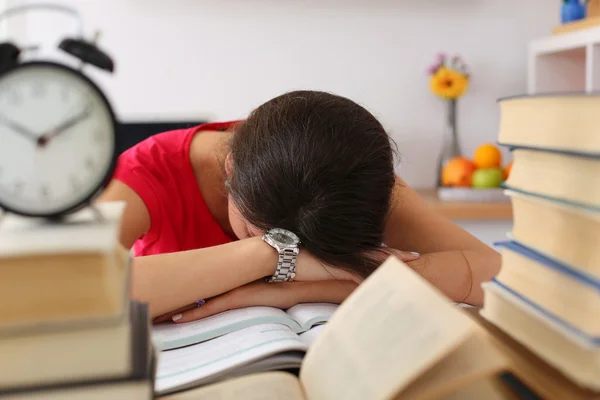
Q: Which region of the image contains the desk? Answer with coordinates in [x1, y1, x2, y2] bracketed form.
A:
[416, 189, 513, 248]
[417, 189, 513, 221]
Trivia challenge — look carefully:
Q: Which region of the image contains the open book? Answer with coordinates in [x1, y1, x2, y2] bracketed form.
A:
[152, 303, 337, 350]
[155, 257, 509, 399]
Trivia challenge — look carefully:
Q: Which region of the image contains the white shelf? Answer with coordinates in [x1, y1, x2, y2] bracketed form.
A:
[528, 27, 600, 94]
[530, 26, 600, 55]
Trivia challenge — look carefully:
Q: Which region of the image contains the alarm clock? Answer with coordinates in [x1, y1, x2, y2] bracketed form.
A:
[0, 3, 117, 219]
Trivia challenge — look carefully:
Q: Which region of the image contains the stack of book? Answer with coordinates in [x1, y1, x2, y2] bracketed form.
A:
[0, 202, 155, 399]
[481, 93, 600, 393]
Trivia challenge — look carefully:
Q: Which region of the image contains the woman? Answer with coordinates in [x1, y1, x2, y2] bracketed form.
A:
[99, 90, 500, 323]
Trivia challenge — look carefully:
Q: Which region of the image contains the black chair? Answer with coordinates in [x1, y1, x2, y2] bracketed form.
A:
[116, 120, 209, 155]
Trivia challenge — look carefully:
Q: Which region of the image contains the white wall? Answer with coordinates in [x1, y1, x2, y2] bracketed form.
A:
[5, 0, 561, 187]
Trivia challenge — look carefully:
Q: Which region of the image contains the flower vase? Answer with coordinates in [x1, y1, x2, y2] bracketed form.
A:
[436, 99, 461, 187]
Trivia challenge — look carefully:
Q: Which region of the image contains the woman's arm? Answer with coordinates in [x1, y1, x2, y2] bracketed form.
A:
[98, 180, 355, 317]
[98, 180, 273, 316]
[154, 280, 358, 324]
[384, 178, 501, 306]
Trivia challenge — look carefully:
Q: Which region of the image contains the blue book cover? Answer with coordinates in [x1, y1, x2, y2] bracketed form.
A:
[496, 142, 600, 159]
[494, 240, 600, 294]
[488, 279, 600, 346]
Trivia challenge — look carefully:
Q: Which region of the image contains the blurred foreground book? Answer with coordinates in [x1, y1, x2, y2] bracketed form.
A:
[481, 92, 600, 397]
[0, 203, 155, 399]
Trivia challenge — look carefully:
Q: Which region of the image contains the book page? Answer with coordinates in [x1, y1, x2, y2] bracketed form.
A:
[397, 331, 507, 400]
[300, 256, 475, 400]
[158, 372, 306, 400]
[285, 303, 338, 331]
[155, 323, 308, 396]
[299, 325, 326, 346]
[153, 307, 297, 350]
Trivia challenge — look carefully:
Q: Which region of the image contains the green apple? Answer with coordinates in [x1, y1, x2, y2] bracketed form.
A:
[472, 168, 504, 188]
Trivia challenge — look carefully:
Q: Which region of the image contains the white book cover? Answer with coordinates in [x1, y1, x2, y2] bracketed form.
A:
[0, 201, 125, 257]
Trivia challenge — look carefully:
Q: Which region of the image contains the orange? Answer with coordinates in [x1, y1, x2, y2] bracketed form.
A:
[473, 144, 502, 169]
[441, 157, 477, 187]
[504, 161, 513, 181]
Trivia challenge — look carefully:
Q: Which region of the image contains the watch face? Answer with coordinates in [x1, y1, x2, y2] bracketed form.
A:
[0, 62, 116, 217]
[269, 228, 300, 246]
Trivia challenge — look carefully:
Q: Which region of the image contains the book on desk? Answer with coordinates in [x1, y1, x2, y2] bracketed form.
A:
[474, 92, 600, 398]
[0, 202, 156, 399]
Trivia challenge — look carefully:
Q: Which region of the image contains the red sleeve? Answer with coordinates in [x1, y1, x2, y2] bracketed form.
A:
[111, 122, 238, 246]
[111, 129, 191, 242]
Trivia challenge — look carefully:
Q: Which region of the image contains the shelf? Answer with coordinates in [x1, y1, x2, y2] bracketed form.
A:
[417, 189, 513, 221]
[530, 26, 600, 56]
[528, 27, 600, 94]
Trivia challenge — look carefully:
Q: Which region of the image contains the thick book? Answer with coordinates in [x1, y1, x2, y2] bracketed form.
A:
[0, 202, 129, 326]
[497, 93, 600, 153]
[504, 147, 600, 209]
[506, 189, 600, 279]
[155, 257, 508, 398]
[0, 300, 150, 392]
[466, 308, 598, 400]
[0, 352, 156, 400]
[153, 303, 337, 350]
[154, 322, 324, 394]
[495, 241, 600, 338]
[481, 280, 600, 391]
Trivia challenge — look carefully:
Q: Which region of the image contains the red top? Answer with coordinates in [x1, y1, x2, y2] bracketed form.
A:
[113, 122, 237, 256]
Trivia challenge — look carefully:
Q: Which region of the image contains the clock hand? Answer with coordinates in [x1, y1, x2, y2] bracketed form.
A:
[0, 113, 38, 142]
[37, 104, 93, 147]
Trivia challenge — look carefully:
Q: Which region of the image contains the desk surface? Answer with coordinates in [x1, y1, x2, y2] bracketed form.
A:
[417, 189, 513, 221]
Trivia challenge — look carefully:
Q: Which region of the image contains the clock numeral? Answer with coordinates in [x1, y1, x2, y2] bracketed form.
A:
[39, 184, 50, 199]
[32, 82, 46, 98]
[85, 157, 95, 170]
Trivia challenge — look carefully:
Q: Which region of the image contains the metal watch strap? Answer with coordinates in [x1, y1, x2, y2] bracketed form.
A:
[266, 247, 299, 283]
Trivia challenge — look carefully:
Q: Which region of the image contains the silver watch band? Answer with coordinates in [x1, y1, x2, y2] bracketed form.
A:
[266, 247, 299, 282]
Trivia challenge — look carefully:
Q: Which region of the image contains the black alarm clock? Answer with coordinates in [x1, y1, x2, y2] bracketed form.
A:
[0, 3, 117, 218]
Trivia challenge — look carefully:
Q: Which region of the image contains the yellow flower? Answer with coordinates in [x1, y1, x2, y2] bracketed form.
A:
[430, 67, 469, 99]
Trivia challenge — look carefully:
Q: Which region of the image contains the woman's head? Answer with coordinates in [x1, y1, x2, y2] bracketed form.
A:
[225, 90, 397, 278]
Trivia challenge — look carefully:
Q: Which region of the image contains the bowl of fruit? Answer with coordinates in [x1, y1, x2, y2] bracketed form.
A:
[438, 143, 512, 202]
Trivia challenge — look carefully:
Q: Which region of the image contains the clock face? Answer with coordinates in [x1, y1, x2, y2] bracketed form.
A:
[0, 62, 116, 217]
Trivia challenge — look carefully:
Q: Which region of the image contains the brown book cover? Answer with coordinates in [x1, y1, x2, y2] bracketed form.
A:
[0, 301, 155, 398]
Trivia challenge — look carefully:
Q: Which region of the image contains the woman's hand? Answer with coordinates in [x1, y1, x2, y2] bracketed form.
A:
[156, 280, 357, 324]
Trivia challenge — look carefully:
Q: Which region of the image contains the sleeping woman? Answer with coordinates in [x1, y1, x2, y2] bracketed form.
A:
[98, 90, 500, 323]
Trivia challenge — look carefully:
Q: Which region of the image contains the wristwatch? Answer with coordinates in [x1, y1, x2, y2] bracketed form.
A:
[262, 228, 301, 283]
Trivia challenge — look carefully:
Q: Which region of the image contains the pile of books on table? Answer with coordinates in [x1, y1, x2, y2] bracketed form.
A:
[481, 93, 600, 395]
[0, 202, 155, 399]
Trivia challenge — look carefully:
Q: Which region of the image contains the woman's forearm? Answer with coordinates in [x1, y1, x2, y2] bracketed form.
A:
[131, 237, 275, 317]
[406, 249, 501, 306]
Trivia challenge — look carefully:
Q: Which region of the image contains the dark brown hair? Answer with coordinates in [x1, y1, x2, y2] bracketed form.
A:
[228, 90, 397, 278]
